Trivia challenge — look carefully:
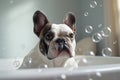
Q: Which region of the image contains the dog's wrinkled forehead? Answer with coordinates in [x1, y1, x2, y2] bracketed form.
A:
[40, 23, 73, 38]
[51, 24, 73, 35]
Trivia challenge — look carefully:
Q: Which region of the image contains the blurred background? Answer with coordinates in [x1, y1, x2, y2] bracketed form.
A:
[0, 0, 119, 58]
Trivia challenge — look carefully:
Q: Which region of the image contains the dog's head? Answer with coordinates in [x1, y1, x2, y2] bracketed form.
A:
[33, 11, 76, 60]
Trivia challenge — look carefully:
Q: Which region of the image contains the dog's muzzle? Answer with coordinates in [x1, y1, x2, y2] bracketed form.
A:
[55, 38, 70, 54]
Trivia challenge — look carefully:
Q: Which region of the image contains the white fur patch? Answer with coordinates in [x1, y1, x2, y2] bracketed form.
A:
[51, 24, 74, 36]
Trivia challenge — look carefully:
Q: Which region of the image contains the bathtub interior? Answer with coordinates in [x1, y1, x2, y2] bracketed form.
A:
[1, 56, 120, 70]
[1, 56, 120, 80]
[0, 0, 120, 80]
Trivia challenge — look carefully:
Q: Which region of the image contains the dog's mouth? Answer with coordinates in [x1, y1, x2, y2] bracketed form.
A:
[47, 41, 73, 60]
[57, 43, 72, 57]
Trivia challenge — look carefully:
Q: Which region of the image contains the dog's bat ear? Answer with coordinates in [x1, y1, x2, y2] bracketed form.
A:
[33, 10, 49, 37]
[39, 39, 48, 56]
[63, 12, 76, 32]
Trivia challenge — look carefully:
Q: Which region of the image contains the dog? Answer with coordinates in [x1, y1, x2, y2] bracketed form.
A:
[19, 10, 76, 69]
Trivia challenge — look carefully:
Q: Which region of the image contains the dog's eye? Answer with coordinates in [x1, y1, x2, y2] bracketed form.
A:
[69, 33, 74, 38]
[45, 32, 54, 40]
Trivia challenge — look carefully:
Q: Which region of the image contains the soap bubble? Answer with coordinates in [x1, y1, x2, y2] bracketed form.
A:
[89, 51, 95, 56]
[25, 57, 33, 67]
[44, 64, 48, 68]
[85, 25, 93, 34]
[102, 47, 112, 56]
[13, 58, 20, 68]
[28, 57, 32, 64]
[10, 0, 14, 4]
[92, 33, 103, 43]
[101, 27, 111, 37]
[90, 0, 97, 8]
[84, 11, 89, 16]
[113, 41, 117, 45]
[98, 24, 103, 28]
[82, 58, 88, 64]
[61, 74, 67, 80]
[37, 64, 48, 68]
[89, 78, 93, 80]
[96, 72, 102, 77]
[84, 51, 95, 56]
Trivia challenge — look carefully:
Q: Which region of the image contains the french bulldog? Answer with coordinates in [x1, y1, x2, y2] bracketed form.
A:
[19, 10, 76, 69]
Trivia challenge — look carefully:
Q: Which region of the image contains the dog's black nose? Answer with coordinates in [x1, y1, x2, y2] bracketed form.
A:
[56, 38, 65, 44]
[56, 38, 65, 51]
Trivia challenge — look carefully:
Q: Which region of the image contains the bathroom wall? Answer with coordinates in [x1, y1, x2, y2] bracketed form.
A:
[0, 0, 104, 58]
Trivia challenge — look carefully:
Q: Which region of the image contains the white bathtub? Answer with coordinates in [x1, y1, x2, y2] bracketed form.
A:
[0, 56, 120, 80]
